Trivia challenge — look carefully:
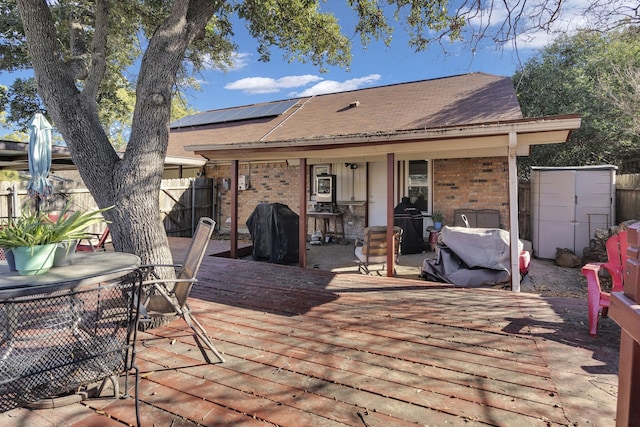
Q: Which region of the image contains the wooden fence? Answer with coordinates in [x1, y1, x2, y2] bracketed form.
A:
[0, 177, 214, 237]
[616, 174, 640, 223]
[518, 180, 531, 241]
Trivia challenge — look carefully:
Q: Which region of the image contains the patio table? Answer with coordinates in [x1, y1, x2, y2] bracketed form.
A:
[0, 251, 142, 414]
[307, 211, 345, 242]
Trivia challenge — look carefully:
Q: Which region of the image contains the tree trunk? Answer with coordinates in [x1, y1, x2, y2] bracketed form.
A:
[16, 0, 216, 266]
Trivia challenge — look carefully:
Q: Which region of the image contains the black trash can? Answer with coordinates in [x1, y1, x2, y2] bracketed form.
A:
[394, 197, 427, 254]
[246, 203, 299, 264]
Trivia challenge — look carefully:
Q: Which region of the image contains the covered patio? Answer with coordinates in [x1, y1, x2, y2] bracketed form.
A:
[0, 239, 619, 426]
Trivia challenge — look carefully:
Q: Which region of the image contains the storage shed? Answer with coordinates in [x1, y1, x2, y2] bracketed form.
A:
[530, 165, 617, 259]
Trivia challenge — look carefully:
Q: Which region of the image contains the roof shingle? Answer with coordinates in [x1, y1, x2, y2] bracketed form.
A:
[168, 73, 522, 159]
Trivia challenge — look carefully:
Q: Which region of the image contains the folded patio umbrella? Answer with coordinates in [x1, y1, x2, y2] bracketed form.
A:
[27, 113, 53, 207]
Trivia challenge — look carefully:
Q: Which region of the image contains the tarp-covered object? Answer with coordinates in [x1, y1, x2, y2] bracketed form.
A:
[246, 203, 299, 264]
[394, 197, 427, 254]
[421, 226, 523, 287]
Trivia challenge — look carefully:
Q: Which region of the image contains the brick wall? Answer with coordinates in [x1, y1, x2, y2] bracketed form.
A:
[432, 157, 510, 230]
[205, 156, 511, 236]
[205, 162, 301, 233]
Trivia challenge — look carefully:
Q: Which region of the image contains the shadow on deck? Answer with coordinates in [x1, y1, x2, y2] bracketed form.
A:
[0, 239, 620, 426]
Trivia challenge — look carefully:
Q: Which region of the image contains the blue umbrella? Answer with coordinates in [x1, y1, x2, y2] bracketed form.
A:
[27, 113, 53, 204]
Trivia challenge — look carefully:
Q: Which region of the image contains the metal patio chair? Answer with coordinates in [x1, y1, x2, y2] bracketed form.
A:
[76, 227, 110, 252]
[354, 225, 403, 276]
[140, 217, 225, 363]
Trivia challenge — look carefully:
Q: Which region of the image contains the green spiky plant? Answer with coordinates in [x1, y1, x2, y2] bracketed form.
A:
[431, 211, 444, 223]
[0, 203, 112, 250]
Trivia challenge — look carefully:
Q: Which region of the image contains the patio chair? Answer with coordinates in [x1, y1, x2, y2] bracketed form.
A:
[354, 225, 403, 276]
[581, 230, 628, 336]
[76, 227, 110, 252]
[139, 217, 225, 363]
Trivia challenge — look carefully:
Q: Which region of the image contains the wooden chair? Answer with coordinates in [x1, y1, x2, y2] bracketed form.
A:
[581, 230, 628, 336]
[139, 217, 224, 363]
[76, 227, 110, 252]
[354, 225, 403, 275]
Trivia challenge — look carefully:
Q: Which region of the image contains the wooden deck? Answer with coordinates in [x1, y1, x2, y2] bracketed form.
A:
[0, 241, 620, 426]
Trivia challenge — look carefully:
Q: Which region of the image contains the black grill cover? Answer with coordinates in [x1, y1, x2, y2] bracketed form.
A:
[246, 203, 299, 264]
[394, 197, 427, 254]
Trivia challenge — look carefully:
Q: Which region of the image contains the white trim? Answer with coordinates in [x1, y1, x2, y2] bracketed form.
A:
[508, 132, 520, 292]
[164, 156, 206, 166]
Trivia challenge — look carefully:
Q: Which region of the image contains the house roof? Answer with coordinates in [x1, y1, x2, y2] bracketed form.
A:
[170, 72, 580, 163]
[0, 140, 76, 171]
[0, 139, 204, 172]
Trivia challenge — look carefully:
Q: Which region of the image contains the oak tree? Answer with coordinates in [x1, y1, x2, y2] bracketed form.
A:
[515, 28, 640, 175]
[4, 0, 634, 265]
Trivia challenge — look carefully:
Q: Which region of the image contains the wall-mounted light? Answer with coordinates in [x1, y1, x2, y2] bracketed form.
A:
[345, 163, 358, 169]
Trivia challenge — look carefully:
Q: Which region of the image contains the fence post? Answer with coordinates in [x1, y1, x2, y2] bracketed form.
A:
[191, 178, 196, 235]
[610, 221, 640, 426]
[10, 184, 18, 221]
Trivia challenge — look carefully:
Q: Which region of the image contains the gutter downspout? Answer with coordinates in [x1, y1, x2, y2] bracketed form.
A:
[508, 132, 521, 292]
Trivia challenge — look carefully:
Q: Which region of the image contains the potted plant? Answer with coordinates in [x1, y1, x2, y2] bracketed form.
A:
[0, 204, 111, 275]
[431, 211, 444, 231]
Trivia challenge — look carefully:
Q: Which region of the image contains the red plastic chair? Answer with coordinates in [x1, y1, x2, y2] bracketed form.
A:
[76, 227, 110, 252]
[581, 231, 628, 336]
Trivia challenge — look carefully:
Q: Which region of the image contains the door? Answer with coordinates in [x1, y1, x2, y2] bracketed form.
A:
[532, 170, 576, 259]
[532, 168, 615, 259]
[574, 169, 614, 255]
[368, 161, 388, 226]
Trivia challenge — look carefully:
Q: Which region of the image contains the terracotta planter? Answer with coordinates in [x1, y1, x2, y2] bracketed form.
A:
[12, 244, 57, 276]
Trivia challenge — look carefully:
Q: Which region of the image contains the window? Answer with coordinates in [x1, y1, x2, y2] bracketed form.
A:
[408, 160, 429, 211]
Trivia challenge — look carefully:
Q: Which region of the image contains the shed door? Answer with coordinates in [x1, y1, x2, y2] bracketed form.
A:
[574, 169, 614, 254]
[534, 170, 576, 259]
[532, 168, 614, 259]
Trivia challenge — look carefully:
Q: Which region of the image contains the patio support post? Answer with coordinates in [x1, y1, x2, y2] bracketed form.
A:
[230, 160, 239, 259]
[299, 158, 307, 268]
[508, 132, 521, 291]
[387, 153, 395, 277]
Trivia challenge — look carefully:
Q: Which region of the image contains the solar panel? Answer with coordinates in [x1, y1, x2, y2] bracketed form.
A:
[170, 99, 299, 128]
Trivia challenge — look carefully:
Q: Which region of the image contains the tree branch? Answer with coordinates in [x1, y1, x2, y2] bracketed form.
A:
[128, 0, 217, 155]
[83, 0, 109, 100]
[15, 0, 77, 109]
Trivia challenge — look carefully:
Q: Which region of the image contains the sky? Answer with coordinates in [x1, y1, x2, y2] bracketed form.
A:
[0, 0, 628, 126]
[183, 0, 612, 113]
[186, 9, 538, 113]
[189, 37, 530, 113]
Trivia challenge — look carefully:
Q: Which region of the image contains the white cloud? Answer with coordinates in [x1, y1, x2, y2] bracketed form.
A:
[292, 74, 382, 97]
[225, 75, 323, 94]
[199, 52, 252, 72]
[229, 52, 251, 71]
[225, 73, 382, 97]
[468, 0, 634, 51]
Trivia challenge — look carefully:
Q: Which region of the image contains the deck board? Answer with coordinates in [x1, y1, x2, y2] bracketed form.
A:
[0, 244, 619, 426]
